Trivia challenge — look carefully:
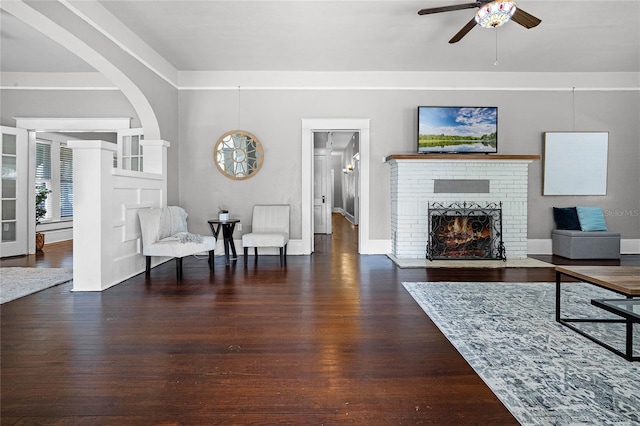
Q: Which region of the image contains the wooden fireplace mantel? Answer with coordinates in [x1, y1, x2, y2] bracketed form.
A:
[385, 154, 540, 161]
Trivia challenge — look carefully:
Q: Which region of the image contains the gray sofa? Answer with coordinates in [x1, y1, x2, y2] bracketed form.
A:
[551, 229, 621, 259]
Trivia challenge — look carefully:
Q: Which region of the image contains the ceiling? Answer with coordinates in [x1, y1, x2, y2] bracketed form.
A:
[1, 1, 639, 74]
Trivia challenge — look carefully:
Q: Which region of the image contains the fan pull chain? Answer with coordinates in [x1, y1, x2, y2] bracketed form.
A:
[494, 28, 499, 66]
[237, 86, 241, 130]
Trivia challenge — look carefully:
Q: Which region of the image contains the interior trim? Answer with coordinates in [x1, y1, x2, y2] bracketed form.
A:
[301, 118, 371, 255]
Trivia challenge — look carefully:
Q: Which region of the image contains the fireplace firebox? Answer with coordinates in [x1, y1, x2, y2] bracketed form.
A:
[427, 202, 506, 261]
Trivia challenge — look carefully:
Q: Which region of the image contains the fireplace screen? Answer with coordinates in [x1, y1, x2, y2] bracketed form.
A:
[427, 202, 506, 261]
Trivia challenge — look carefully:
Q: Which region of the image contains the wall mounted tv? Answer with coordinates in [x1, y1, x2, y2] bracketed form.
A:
[417, 106, 497, 154]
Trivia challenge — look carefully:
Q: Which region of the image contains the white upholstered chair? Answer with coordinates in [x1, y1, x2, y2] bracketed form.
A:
[138, 206, 217, 279]
[242, 204, 290, 267]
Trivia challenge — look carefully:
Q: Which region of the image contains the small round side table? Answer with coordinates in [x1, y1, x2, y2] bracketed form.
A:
[207, 218, 240, 266]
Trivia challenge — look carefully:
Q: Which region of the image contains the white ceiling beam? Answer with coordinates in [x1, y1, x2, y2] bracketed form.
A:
[0, 0, 161, 139]
[60, 0, 178, 88]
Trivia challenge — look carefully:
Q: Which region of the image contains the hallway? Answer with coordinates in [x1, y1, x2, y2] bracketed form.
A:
[314, 212, 359, 255]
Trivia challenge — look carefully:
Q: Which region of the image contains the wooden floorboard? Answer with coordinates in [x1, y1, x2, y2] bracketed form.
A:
[2, 216, 638, 424]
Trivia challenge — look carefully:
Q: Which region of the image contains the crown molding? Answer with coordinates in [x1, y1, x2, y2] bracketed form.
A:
[177, 71, 640, 91]
[3, 71, 638, 92]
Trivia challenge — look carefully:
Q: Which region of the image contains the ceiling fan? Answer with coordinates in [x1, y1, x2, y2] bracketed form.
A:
[418, 0, 541, 44]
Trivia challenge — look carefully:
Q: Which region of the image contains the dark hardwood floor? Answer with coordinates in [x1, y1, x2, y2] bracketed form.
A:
[1, 215, 638, 424]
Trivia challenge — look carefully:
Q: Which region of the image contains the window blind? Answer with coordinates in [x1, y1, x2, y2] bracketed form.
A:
[60, 146, 73, 217]
[35, 142, 52, 220]
[35, 142, 51, 181]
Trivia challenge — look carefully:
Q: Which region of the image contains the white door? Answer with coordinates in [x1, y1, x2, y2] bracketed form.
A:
[1, 126, 28, 257]
[313, 149, 332, 234]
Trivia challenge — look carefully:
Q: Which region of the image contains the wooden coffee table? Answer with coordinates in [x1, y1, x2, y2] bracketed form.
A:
[555, 266, 640, 361]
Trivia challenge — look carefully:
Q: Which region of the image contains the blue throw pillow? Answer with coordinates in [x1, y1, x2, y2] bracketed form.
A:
[576, 206, 608, 231]
[553, 207, 581, 230]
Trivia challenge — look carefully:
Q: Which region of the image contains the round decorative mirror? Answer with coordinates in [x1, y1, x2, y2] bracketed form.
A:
[214, 130, 264, 180]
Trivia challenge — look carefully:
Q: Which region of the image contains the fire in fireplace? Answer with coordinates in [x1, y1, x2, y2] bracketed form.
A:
[427, 202, 506, 261]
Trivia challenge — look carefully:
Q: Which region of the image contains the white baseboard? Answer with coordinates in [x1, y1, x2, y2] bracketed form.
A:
[527, 239, 552, 255]
[47, 236, 640, 257]
[621, 239, 640, 254]
[235, 238, 391, 256]
[360, 239, 392, 255]
[41, 228, 73, 244]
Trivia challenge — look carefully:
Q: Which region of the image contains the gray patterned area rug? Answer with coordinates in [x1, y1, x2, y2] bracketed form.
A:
[0, 267, 73, 304]
[403, 281, 640, 425]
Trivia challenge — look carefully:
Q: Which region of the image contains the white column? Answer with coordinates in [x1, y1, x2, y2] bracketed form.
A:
[140, 140, 169, 174]
[67, 141, 117, 291]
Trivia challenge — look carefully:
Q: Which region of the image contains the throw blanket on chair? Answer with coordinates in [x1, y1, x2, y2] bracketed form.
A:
[177, 232, 203, 244]
[158, 206, 203, 243]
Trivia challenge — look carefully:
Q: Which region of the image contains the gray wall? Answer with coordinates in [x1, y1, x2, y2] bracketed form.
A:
[3, 83, 638, 244]
[178, 88, 640, 241]
[1, 90, 138, 128]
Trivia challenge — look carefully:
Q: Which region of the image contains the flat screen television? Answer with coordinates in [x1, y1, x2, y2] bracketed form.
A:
[417, 106, 497, 154]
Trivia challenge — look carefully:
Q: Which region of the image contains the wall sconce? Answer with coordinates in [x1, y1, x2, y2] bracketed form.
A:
[343, 164, 354, 174]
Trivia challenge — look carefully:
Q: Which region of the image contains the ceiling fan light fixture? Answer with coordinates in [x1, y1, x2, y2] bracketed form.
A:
[475, 0, 517, 28]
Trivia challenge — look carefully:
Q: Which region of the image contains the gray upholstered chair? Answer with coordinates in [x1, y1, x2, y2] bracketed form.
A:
[138, 206, 216, 279]
[242, 204, 290, 266]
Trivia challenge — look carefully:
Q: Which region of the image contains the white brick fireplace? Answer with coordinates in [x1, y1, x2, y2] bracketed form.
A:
[386, 154, 540, 261]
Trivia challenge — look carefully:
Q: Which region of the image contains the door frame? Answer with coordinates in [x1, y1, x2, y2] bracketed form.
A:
[301, 118, 370, 254]
[15, 117, 130, 253]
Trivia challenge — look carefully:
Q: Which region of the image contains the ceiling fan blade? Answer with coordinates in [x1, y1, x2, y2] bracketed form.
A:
[418, 2, 481, 15]
[449, 18, 477, 43]
[510, 8, 541, 29]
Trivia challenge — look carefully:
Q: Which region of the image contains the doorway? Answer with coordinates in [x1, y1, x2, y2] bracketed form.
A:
[313, 131, 360, 238]
[11, 117, 131, 254]
[301, 118, 370, 255]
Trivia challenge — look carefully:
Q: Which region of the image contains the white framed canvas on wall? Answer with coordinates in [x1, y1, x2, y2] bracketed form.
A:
[543, 131, 609, 195]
